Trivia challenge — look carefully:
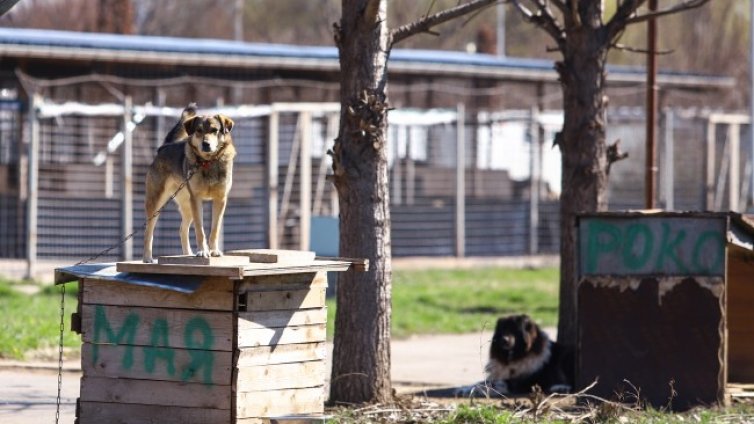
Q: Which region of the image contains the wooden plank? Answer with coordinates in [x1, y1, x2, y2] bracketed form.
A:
[82, 277, 234, 311]
[236, 342, 327, 367]
[158, 255, 250, 266]
[238, 324, 326, 348]
[236, 386, 324, 418]
[236, 361, 326, 391]
[81, 343, 232, 386]
[315, 256, 369, 272]
[239, 308, 326, 330]
[78, 401, 230, 424]
[80, 376, 231, 409]
[242, 260, 350, 277]
[228, 249, 316, 264]
[244, 287, 325, 312]
[117, 261, 244, 279]
[81, 304, 233, 351]
[239, 272, 325, 293]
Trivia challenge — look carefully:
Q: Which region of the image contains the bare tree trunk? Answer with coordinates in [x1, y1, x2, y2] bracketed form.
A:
[329, 0, 392, 404]
[555, 19, 609, 362]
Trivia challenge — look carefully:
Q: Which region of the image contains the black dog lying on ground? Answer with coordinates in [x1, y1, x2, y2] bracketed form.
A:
[457, 314, 573, 397]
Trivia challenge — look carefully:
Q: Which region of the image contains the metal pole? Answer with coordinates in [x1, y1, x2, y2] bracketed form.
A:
[645, 0, 658, 209]
[25, 93, 40, 280]
[299, 111, 312, 251]
[455, 103, 466, 258]
[496, 2, 506, 57]
[662, 108, 675, 210]
[750, 0, 754, 210]
[234, 0, 243, 41]
[267, 110, 279, 249]
[121, 96, 133, 261]
[529, 106, 540, 255]
[730, 123, 741, 211]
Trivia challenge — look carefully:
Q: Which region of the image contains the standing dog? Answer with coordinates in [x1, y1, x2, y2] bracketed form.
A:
[142, 104, 236, 263]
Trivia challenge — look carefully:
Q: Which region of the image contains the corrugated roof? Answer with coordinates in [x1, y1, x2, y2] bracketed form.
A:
[0, 27, 735, 88]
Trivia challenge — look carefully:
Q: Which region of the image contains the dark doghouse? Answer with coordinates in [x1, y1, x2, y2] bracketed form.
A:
[577, 211, 754, 410]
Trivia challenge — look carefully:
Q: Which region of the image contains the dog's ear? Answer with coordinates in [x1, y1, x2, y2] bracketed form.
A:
[183, 116, 200, 135]
[216, 115, 234, 134]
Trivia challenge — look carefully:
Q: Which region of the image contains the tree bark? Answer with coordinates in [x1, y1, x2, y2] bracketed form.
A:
[329, 0, 393, 404]
[555, 5, 610, 362]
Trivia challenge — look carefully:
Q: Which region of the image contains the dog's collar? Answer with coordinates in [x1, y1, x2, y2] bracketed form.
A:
[190, 142, 227, 171]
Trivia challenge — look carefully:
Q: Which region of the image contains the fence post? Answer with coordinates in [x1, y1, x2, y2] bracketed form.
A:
[729, 123, 741, 212]
[267, 110, 279, 249]
[705, 119, 716, 210]
[662, 108, 675, 210]
[299, 110, 312, 251]
[455, 103, 466, 258]
[25, 92, 40, 280]
[121, 96, 133, 261]
[528, 106, 540, 255]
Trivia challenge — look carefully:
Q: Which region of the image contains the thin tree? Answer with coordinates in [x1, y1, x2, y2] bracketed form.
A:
[330, 0, 500, 404]
[508, 0, 708, 363]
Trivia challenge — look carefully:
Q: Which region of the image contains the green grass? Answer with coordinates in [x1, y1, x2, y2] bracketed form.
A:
[0, 278, 80, 360]
[327, 267, 559, 339]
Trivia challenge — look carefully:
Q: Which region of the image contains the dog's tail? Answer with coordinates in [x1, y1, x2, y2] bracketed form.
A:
[162, 103, 198, 145]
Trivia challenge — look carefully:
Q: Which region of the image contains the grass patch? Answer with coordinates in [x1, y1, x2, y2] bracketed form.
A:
[0, 279, 80, 360]
[327, 267, 559, 339]
[329, 401, 754, 423]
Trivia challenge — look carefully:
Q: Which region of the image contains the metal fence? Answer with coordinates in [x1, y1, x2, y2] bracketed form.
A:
[1, 97, 751, 276]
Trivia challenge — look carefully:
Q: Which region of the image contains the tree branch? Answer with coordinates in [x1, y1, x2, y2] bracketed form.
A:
[624, 0, 709, 25]
[510, 0, 565, 49]
[391, 0, 498, 46]
[606, 0, 709, 42]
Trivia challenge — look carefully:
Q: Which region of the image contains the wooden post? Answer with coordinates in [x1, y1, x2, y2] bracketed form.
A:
[25, 92, 40, 280]
[529, 106, 540, 255]
[391, 126, 402, 205]
[267, 111, 279, 249]
[662, 108, 675, 210]
[729, 123, 741, 211]
[406, 127, 415, 206]
[299, 111, 312, 251]
[155, 88, 166, 150]
[121, 96, 133, 261]
[706, 119, 716, 210]
[455, 103, 466, 258]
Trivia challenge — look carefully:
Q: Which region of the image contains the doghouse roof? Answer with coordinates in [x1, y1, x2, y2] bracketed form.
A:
[55, 257, 356, 293]
[0, 27, 735, 89]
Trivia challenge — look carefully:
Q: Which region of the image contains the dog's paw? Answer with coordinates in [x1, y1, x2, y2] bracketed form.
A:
[195, 250, 210, 258]
[142, 256, 156, 264]
[209, 249, 223, 257]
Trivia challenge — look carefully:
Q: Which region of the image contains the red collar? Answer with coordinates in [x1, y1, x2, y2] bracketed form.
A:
[196, 157, 213, 170]
[191, 142, 227, 171]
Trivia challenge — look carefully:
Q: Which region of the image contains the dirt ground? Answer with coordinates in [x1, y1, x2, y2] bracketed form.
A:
[0, 328, 563, 423]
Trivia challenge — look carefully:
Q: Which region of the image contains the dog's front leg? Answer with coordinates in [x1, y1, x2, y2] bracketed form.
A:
[209, 196, 227, 257]
[190, 195, 210, 257]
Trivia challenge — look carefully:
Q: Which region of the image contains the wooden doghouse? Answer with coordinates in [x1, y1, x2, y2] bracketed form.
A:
[55, 250, 365, 424]
[576, 212, 754, 410]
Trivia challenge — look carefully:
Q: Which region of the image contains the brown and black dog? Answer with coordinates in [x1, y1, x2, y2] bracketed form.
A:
[484, 314, 573, 395]
[142, 104, 236, 263]
[456, 314, 572, 397]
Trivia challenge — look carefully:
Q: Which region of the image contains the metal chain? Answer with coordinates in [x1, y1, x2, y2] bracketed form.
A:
[55, 282, 65, 424]
[54, 164, 199, 423]
[74, 165, 199, 266]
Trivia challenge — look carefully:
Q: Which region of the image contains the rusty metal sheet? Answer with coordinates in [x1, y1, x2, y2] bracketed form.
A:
[577, 276, 725, 410]
[578, 216, 726, 277]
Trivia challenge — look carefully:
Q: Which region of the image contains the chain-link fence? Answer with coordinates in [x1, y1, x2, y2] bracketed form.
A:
[1, 97, 751, 276]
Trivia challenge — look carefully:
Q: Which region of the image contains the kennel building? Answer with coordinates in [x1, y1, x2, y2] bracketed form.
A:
[576, 211, 754, 410]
